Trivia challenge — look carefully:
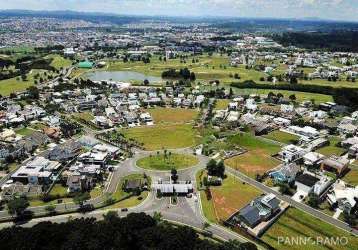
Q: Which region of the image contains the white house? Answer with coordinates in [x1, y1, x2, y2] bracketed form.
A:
[279, 145, 307, 163]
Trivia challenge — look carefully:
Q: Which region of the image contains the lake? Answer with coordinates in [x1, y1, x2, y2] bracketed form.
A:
[84, 70, 162, 83]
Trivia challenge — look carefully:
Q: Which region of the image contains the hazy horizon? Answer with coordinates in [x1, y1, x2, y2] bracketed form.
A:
[0, 0, 357, 22]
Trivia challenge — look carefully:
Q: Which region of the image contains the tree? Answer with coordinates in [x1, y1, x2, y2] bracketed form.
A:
[216, 160, 225, 178]
[143, 79, 149, 86]
[103, 210, 118, 222]
[153, 211, 162, 223]
[171, 168, 178, 183]
[307, 193, 319, 208]
[289, 94, 296, 102]
[45, 205, 56, 215]
[206, 159, 217, 176]
[7, 197, 29, 217]
[343, 211, 357, 227]
[73, 192, 90, 205]
[278, 183, 290, 195]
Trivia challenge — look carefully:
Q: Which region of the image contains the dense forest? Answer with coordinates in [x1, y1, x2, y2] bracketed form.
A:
[272, 31, 358, 52]
[0, 212, 258, 250]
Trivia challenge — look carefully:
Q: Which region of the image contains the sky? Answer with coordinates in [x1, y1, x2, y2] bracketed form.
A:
[1, 0, 358, 21]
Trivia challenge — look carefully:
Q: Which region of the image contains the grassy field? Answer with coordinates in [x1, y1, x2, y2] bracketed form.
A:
[342, 168, 358, 186]
[72, 112, 95, 122]
[214, 99, 230, 110]
[121, 124, 198, 150]
[262, 208, 358, 250]
[231, 88, 333, 103]
[137, 153, 199, 170]
[0, 69, 49, 96]
[106, 174, 149, 209]
[317, 136, 345, 156]
[197, 171, 261, 223]
[15, 127, 35, 136]
[148, 107, 198, 124]
[263, 130, 300, 145]
[225, 133, 281, 177]
[103, 54, 267, 84]
[46, 54, 72, 69]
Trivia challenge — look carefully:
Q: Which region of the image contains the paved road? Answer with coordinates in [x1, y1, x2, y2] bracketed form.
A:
[226, 167, 358, 236]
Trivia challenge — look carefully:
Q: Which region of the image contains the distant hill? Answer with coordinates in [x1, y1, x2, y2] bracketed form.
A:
[0, 9, 357, 32]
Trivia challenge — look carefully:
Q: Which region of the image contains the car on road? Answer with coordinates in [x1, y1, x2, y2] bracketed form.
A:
[121, 208, 128, 212]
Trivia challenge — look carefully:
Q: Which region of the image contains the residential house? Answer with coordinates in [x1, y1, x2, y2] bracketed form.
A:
[269, 163, 300, 183]
[238, 194, 281, 228]
[303, 152, 325, 167]
[327, 180, 358, 214]
[295, 173, 320, 194]
[321, 156, 349, 176]
[279, 145, 307, 163]
[11, 156, 61, 185]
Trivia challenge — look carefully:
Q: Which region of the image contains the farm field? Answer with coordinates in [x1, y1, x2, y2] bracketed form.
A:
[121, 123, 198, 150]
[316, 136, 346, 156]
[225, 133, 281, 177]
[197, 171, 261, 223]
[148, 107, 198, 124]
[137, 153, 199, 170]
[261, 208, 358, 250]
[263, 130, 300, 145]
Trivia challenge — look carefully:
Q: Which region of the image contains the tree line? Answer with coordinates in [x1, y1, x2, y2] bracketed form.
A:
[161, 68, 196, 81]
[0, 212, 257, 250]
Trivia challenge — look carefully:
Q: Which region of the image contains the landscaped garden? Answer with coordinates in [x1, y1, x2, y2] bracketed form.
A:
[261, 208, 358, 250]
[137, 153, 199, 171]
[121, 123, 198, 150]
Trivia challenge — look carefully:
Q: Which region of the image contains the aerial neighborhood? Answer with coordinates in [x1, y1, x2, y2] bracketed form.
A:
[0, 8, 358, 250]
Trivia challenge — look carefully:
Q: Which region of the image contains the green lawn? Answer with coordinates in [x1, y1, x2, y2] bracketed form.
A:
[262, 208, 358, 250]
[197, 170, 261, 223]
[0, 69, 48, 96]
[15, 127, 35, 136]
[49, 184, 68, 197]
[342, 168, 358, 186]
[317, 136, 345, 156]
[72, 112, 94, 122]
[137, 153, 199, 170]
[214, 99, 230, 110]
[46, 54, 72, 69]
[225, 133, 281, 177]
[106, 174, 149, 209]
[227, 132, 281, 154]
[121, 124, 198, 150]
[230, 88, 334, 103]
[148, 107, 198, 124]
[263, 130, 299, 145]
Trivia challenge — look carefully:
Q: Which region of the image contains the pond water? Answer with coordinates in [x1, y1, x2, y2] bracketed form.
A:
[84, 70, 162, 83]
